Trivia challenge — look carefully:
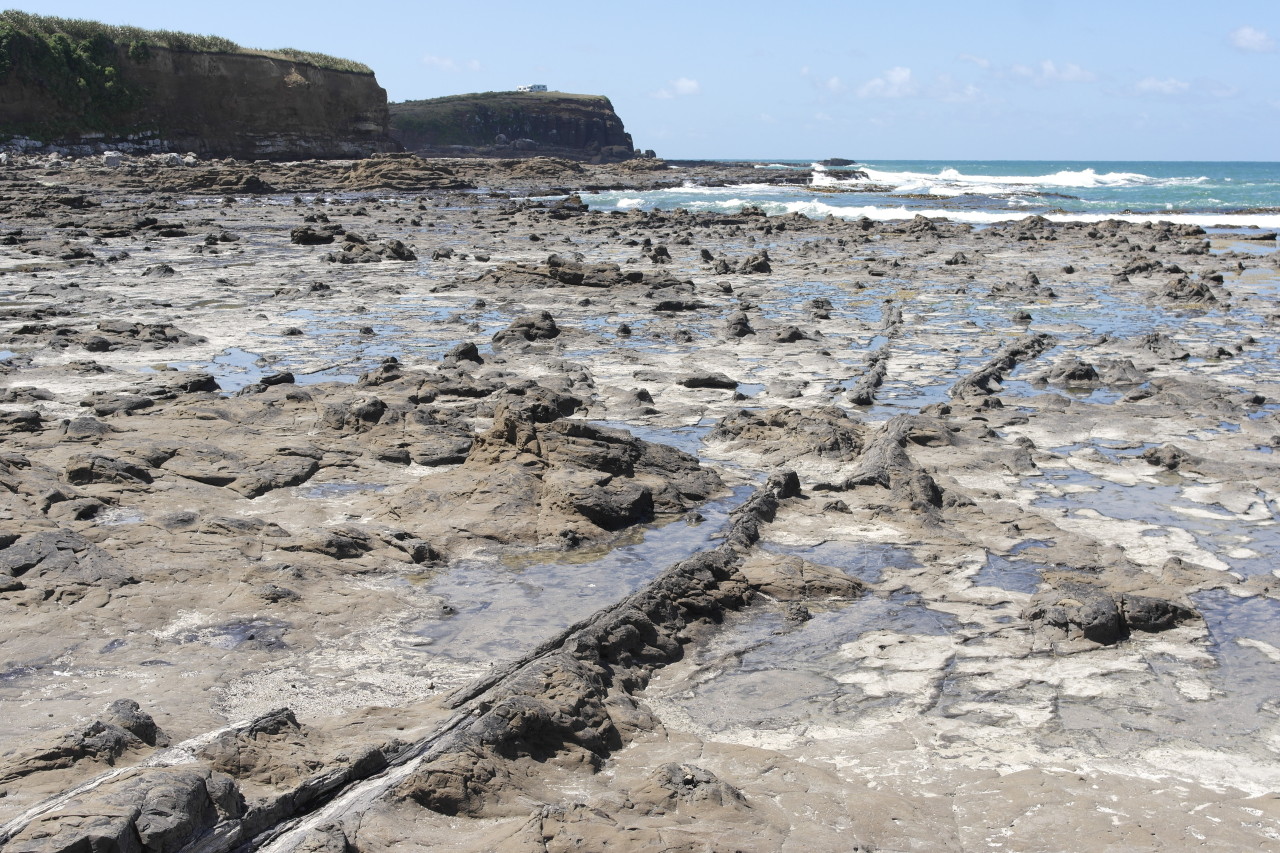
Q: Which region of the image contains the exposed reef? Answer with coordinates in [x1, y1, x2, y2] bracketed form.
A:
[0, 153, 1278, 851]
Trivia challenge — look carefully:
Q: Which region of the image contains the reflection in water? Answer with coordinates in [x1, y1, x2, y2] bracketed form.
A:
[760, 541, 920, 584]
[661, 589, 956, 732]
[411, 485, 754, 664]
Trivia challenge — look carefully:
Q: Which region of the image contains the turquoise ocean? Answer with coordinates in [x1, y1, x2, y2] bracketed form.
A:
[580, 160, 1280, 229]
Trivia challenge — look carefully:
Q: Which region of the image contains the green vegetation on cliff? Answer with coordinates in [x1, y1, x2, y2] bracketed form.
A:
[0, 10, 377, 142]
[0, 10, 372, 93]
[0, 14, 137, 132]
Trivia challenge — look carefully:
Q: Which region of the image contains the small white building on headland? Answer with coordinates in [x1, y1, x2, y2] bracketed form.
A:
[516, 84, 548, 93]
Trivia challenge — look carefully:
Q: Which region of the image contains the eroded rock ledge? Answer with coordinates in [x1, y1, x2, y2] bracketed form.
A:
[2, 474, 799, 851]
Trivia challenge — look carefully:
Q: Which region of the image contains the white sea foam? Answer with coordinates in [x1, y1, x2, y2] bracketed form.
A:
[864, 166, 1152, 189]
[582, 171, 1271, 226]
[673, 196, 1280, 228]
[811, 165, 1211, 197]
[674, 183, 776, 195]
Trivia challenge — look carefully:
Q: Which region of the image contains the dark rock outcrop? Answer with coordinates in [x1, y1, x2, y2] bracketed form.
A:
[709, 406, 864, 464]
[950, 333, 1055, 398]
[388, 389, 722, 547]
[394, 474, 794, 817]
[1024, 585, 1198, 645]
[0, 699, 168, 783]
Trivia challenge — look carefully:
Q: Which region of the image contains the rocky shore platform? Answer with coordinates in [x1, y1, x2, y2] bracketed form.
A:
[1, 152, 1279, 851]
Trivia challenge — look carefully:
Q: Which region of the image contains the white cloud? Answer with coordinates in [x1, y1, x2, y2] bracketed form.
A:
[1230, 25, 1275, 52]
[814, 112, 833, 122]
[1010, 59, 1095, 85]
[958, 53, 990, 68]
[799, 66, 843, 93]
[422, 55, 480, 72]
[1135, 76, 1190, 95]
[652, 77, 701, 99]
[674, 78, 701, 96]
[1040, 60, 1094, 82]
[854, 68, 981, 101]
[935, 74, 982, 103]
[857, 66, 917, 98]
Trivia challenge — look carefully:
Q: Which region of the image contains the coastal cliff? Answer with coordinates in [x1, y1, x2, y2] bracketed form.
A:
[0, 13, 394, 159]
[390, 91, 641, 162]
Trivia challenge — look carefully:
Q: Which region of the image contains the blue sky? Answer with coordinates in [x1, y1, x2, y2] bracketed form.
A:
[18, 0, 1280, 160]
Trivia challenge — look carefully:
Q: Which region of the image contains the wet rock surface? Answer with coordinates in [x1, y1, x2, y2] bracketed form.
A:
[0, 156, 1278, 851]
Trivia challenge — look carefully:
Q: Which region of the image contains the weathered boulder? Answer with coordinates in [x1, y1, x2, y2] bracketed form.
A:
[492, 311, 561, 346]
[388, 392, 721, 547]
[738, 250, 772, 274]
[739, 554, 865, 600]
[1159, 275, 1217, 304]
[0, 529, 133, 592]
[4, 766, 236, 853]
[677, 372, 738, 390]
[1024, 585, 1125, 644]
[1033, 357, 1100, 385]
[1024, 586, 1198, 645]
[709, 406, 864, 464]
[772, 324, 812, 343]
[0, 700, 167, 783]
[290, 225, 337, 245]
[64, 452, 153, 486]
[724, 310, 755, 338]
[1121, 594, 1198, 632]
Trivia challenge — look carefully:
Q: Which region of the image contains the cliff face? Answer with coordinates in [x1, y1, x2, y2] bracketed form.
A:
[389, 92, 636, 161]
[0, 43, 393, 159]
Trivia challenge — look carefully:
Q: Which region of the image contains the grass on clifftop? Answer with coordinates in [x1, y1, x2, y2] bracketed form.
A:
[394, 91, 612, 107]
[0, 10, 373, 73]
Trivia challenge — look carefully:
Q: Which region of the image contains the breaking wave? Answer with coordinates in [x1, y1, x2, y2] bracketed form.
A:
[581, 160, 1280, 224]
[812, 164, 1208, 197]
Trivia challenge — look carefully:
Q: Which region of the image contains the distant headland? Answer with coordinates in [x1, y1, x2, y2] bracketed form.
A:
[389, 90, 652, 163]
